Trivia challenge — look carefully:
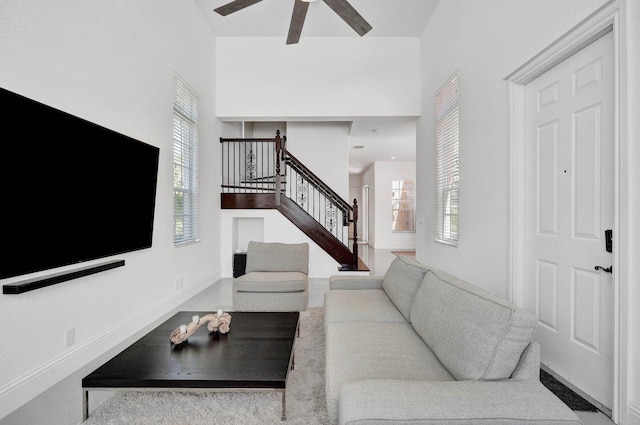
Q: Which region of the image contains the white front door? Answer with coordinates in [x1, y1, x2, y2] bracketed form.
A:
[523, 31, 614, 409]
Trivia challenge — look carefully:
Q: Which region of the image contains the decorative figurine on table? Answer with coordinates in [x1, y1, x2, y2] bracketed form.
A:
[170, 309, 232, 345]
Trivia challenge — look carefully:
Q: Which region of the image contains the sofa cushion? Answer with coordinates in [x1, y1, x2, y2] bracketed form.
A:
[245, 241, 309, 274]
[325, 321, 454, 424]
[234, 271, 307, 293]
[324, 289, 407, 327]
[329, 275, 384, 290]
[410, 268, 537, 381]
[382, 255, 427, 321]
[339, 380, 582, 425]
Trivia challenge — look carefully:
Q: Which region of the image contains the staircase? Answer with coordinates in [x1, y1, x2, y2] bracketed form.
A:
[220, 131, 366, 271]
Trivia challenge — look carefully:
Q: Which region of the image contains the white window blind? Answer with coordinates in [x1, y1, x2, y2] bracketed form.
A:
[435, 72, 459, 245]
[173, 74, 199, 245]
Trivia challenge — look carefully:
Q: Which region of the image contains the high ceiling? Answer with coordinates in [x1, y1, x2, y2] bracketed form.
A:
[194, 0, 439, 174]
[194, 0, 439, 38]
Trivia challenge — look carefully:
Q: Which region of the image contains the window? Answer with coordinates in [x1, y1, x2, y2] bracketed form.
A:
[173, 74, 199, 245]
[392, 180, 415, 232]
[435, 72, 459, 245]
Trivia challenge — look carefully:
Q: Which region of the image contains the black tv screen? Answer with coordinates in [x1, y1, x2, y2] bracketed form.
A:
[1, 87, 160, 280]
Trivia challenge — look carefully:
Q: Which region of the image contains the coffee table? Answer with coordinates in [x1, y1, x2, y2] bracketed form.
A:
[82, 311, 300, 421]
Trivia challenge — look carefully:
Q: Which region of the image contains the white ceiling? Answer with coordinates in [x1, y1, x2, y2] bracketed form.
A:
[194, 0, 438, 38]
[348, 117, 418, 174]
[194, 0, 438, 174]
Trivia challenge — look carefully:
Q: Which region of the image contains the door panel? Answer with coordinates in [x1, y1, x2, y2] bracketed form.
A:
[524, 31, 614, 409]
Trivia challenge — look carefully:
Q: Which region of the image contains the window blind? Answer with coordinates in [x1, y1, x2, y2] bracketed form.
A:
[173, 75, 199, 245]
[435, 72, 459, 245]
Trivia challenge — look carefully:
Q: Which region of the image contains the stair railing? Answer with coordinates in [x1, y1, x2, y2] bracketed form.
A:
[280, 147, 356, 250]
[220, 131, 359, 267]
[220, 136, 279, 194]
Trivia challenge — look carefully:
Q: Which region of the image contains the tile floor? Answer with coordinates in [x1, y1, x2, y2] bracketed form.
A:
[0, 247, 615, 425]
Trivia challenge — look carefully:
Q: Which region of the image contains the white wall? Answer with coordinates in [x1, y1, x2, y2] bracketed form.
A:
[416, 0, 610, 298]
[417, 0, 639, 422]
[0, 1, 220, 421]
[286, 121, 350, 200]
[221, 210, 341, 278]
[371, 161, 417, 250]
[246, 121, 287, 138]
[216, 37, 420, 119]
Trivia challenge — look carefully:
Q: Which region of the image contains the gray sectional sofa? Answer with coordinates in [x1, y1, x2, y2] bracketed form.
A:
[324, 255, 582, 425]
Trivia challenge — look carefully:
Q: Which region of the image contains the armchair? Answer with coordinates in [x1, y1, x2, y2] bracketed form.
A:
[232, 241, 309, 312]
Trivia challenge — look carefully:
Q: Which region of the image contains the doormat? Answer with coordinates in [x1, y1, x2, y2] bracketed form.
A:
[540, 370, 598, 412]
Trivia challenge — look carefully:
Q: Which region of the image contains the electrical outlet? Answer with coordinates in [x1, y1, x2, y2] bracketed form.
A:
[65, 328, 75, 347]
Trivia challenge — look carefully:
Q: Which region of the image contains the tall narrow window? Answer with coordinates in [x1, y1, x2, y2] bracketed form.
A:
[173, 74, 199, 245]
[435, 72, 459, 245]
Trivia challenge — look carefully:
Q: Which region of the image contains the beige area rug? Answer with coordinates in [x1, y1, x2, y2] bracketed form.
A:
[391, 250, 416, 259]
[84, 308, 328, 425]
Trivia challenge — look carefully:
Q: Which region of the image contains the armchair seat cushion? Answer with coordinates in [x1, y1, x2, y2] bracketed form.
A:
[234, 271, 308, 293]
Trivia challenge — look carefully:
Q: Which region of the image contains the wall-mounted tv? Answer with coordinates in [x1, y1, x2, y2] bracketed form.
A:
[1, 87, 160, 280]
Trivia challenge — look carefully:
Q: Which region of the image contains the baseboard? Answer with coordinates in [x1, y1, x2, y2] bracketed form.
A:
[628, 401, 640, 425]
[0, 275, 219, 421]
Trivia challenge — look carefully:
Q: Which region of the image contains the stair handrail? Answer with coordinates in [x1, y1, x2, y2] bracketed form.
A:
[280, 147, 352, 214]
[279, 144, 359, 266]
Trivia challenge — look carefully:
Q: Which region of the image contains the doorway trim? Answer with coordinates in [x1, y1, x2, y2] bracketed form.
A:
[505, 0, 627, 422]
[361, 185, 370, 243]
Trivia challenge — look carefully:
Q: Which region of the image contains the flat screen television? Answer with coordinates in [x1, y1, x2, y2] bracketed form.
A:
[1, 86, 160, 280]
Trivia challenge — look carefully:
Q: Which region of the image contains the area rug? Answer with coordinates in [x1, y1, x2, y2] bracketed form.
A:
[84, 307, 328, 425]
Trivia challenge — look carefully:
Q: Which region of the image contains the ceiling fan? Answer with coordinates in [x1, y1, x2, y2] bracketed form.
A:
[214, 0, 372, 45]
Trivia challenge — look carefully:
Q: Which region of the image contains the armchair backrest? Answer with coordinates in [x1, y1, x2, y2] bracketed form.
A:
[245, 241, 309, 274]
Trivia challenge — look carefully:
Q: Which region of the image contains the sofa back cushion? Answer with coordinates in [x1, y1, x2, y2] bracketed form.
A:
[245, 241, 309, 274]
[382, 255, 427, 321]
[410, 269, 537, 381]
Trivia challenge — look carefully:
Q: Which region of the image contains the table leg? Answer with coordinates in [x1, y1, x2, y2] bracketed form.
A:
[281, 390, 286, 421]
[82, 389, 89, 421]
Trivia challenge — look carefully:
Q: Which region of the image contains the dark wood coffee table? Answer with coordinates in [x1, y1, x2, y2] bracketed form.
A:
[82, 311, 300, 421]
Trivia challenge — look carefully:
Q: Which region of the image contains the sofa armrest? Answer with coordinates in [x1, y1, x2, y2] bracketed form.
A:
[510, 341, 540, 380]
[339, 379, 582, 425]
[329, 275, 384, 290]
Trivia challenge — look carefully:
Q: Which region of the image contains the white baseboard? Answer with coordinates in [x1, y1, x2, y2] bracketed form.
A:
[0, 276, 219, 421]
[628, 402, 640, 425]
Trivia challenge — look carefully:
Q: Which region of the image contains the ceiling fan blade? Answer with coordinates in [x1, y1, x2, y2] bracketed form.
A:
[214, 0, 263, 16]
[287, 0, 310, 45]
[322, 0, 372, 36]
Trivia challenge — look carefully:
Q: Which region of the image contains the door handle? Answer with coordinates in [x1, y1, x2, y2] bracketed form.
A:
[595, 265, 613, 273]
